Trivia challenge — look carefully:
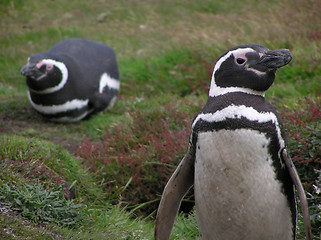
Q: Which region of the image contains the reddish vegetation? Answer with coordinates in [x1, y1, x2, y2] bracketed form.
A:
[280, 96, 321, 187]
[308, 30, 321, 42]
[77, 103, 199, 212]
[280, 96, 321, 236]
[178, 53, 214, 95]
[1, 158, 65, 187]
[77, 96, 320, 216]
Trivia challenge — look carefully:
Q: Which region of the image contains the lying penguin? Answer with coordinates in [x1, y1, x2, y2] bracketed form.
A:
[155, 45, 312, 240]
[21, 38, 120, 122]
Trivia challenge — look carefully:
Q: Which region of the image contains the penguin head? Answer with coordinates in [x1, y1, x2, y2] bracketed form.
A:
[209, 45, 292, 97]
[21, 54, 68, 94]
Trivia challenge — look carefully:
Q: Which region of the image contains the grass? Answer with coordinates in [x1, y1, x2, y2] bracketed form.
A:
[0, 184, 83, 227]
[0, 210, 65, 240]
[0, 135, 83, 186]
[0, 0, 320, 239]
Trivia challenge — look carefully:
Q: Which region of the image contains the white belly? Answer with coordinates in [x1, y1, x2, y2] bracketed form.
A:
[194, 129, 293, 240]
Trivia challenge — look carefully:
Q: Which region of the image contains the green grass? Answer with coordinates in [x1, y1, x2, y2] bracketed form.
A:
[0, 184, 84, 227]
[0, 0, 320, 239]
[0, 211, 65, 240]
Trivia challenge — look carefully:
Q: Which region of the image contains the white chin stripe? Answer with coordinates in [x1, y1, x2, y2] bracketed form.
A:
[28, 92, 88, 114]
[209, 84, 265, 97]
[99, 73, 120, 93]
[31, 59, 68, 94]
[213, 48, 255, 76]
[192, 104, 285, 164]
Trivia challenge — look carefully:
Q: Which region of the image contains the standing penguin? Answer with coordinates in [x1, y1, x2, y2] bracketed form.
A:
[21, 39, 120, 122]
[155, 45, 311, 240]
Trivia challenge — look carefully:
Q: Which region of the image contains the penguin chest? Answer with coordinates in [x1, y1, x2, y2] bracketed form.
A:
[194, 129, 293, 240]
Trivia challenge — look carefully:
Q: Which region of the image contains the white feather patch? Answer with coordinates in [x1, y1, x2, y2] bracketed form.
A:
[50, 111, 91, 123]
[28, 91, 88, 114]
[99, 73, 120, 93]
[246, 67, 266, 76]
[104, 95, 117, 111]
[209, 84, 265, 97]
[195, 129, 293, 239]
[31, 59, 69, 94]
[192, 105, 277, 128]
[192, 104, 285, 166]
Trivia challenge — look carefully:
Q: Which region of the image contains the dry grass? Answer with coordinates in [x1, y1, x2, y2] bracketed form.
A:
[2, 0, 320, 57]
[1, 0, 320, 100]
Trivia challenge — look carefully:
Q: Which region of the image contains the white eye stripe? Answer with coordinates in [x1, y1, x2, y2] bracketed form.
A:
[213, 48, 255, 76]
[36, 62, 45, 69]
[209, 48, 266, 97]
[31, 59, 68, 94]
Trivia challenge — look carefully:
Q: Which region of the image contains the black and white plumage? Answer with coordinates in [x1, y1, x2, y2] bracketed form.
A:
[155, 45, 311, 240]
[21, 39, 120, 122]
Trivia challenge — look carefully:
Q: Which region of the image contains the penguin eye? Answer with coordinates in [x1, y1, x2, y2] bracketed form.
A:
[236, 58, 246, 65]
[46, 64, 53, 71]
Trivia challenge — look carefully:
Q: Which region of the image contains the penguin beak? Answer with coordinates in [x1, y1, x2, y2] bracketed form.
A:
[259, 49, 292, 69]
[21, 64, 43, 79]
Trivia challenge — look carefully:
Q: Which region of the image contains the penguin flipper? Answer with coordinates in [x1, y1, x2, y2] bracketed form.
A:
[281, 148, 312, 240]
[155, 143, 195, 240]
[89, 92, 116, 113]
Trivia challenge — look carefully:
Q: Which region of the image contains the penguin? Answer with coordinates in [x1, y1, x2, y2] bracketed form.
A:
[21, 38, 120, 122]
[155, 45, 312, 240]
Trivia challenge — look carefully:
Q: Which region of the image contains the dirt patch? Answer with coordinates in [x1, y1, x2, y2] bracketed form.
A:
[0, 104, 81, 155]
